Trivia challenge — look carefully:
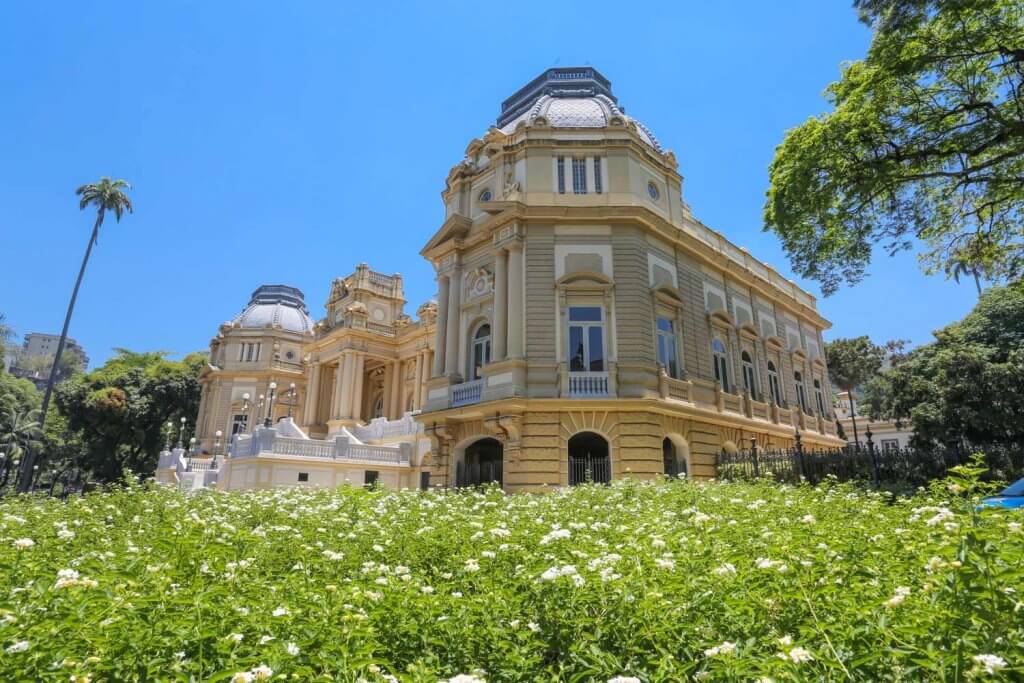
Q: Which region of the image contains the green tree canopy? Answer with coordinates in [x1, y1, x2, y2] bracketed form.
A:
[764, 0, 1024, 295]
[55, 349, 207, 482]
[863, 282, 1024, 447]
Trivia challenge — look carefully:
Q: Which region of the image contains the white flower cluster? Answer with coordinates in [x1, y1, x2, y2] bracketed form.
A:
[230, 664, 273, 682]
[54, 568, 98, 590]
[539, 528, 571, 545]
[539, 564, 585, 587]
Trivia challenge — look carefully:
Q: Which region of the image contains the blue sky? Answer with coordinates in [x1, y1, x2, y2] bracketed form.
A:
[0, 1, 978, 367]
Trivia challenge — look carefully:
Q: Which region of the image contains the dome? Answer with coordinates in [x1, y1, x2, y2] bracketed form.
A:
[230, 284, 314, 335]
[496, 68, 663, 152]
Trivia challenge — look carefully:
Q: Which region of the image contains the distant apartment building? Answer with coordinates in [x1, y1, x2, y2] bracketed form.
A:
[8, 332, 89, 389]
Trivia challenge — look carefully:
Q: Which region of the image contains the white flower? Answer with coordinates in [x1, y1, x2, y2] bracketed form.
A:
[285, 642, 300, 656]
[443, 675, 486, 683]
[421, 585, 435, 594]
[1008, 522, 1021, 534]
[884, 586, 911, 608]
[463, 559, 480, 573]
[607, 677, 641, 683]
[258, 635, 275, 645]
[322, 550, 344, 561]
[655, 558, 675, 571]
[230, 673, 253, 683]
[527, 622, 541, 632]
[272, 606, 290, 617]
[251, 664, 273, 680]
[971, 654, 1007, 675]
[925, 508, 955, 526]
[801, 514, 816, 524]
[57, 528, 76, 540]
[226, 633, 244, 643]
[12, 538, 34, 550]
[713, 563, 737, 576]
[539, 528, 571, 545]
[704, 641, 737, 657]
[5, 640, 29, 653]
[787, 647, 814, 663]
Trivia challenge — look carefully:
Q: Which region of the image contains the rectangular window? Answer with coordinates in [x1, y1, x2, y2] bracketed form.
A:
[297, 472, 309, 482]
[245, 343, 255, 362]
[364, 470, 379, 487]
[656, 317, 679, 378]
[238, 344, 245, 362]
[231, 414, 248, 436]
[568, 306, 605, 373]
[593, 157, 603, 194]
[557, 156, 566, 194]
[881, 439, 899, 453]
[572, 157, 587, 194]
[254, 343, 261, 362]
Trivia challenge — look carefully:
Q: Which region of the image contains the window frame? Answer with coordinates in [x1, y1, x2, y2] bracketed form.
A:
[767, 360, 782, 406]
[571, 157, 587, 194]
[655, 316, 679, 379]
[813, 378, 826, 416]
[794, 371, 809, 414]
[711, 337, 730, 390]
[740, 350, 758, 400]
[567, 306, 606, 373]
[556, 156, 566, 194]
[469, 322, 492, 380]
[593, 156, 603, 194]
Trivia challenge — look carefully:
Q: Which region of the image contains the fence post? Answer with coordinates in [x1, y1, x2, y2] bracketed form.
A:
[750, 436, 759, 478]
[794, 428, 806, 482]
[866, 426, 879, 489]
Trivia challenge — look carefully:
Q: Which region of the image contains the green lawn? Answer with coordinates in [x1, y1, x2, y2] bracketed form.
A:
[0, 469, 1020, 681]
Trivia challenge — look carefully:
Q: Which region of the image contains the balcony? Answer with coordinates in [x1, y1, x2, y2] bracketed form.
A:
[568, 371, 609, 397]
[451, 379, 484, 407]
[353, 413, 424, 441]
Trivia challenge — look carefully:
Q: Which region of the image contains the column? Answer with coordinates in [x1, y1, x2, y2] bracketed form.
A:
[413, 351, 425, 410]
[389, 360, 402, 418]
[419, 351, 431, 407]
[493, 248, 508, 361]
[351, 354, 365, 422]
[342, 352, 359, 418]
[304, 364, 321, 426]
[507, 242, 524, 358]
[444, 267, 462, 376]
[433, 275, 449, 377]
[331, 357, 347, 420]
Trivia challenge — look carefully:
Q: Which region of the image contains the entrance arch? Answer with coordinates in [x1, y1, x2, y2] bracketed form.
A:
[456, 437, 503, 487]
[662, 435, 690, 478]
[568, 431, 611, 485]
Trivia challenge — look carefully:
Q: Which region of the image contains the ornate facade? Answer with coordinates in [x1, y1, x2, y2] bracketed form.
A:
[180, 67, 842, 493]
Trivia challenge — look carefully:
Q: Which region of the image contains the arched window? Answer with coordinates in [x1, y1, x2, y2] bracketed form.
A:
[662, 437, 687, 478]
[741, 350, 758, 400]
[711, 338, 729, 390]
[794, 371, 808, 414]
[470, 323, 491, 380]
[767, 361, 782, 407]
[373, 394, 384, 419]
[814, 378, 826, 416]
[457, 437, 503, 487]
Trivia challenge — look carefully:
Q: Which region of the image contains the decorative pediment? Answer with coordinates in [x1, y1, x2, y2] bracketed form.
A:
[791, 348, 808, 362]
[764, 335, 785, 351]
[708, 308, 735, 327]
[556, 271, 614, 289]
[420, 214, 473, 258]
[738, 322, 760, 340]
[652, 284, 685, 307]
[812, 356, 827, 370]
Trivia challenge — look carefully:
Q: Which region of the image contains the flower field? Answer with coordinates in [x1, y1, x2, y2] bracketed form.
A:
[1, 469, 1021, 681]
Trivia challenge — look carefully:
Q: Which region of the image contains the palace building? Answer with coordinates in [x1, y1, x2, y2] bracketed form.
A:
[166, 67, 842, 492]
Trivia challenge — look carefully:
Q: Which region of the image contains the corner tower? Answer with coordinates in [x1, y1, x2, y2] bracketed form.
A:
[418, 67, 842, 491]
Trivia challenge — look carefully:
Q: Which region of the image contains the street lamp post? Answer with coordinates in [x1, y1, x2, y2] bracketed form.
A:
[241, 393, 251, 433]
[213, 430, 222, 467]
[264, 382, 278, 428]
[164, 421, 173, 451]
[286, 382, 297, 419]
[177, 416, 187, 449]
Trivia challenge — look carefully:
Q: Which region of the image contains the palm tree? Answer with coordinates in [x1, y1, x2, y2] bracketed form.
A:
[17, 178, 132, 492]
[0, 313, 13, 371]
[1, 404, 42, 491]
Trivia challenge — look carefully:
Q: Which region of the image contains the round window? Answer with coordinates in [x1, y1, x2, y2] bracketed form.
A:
[478, 189, 492, 203]
[647, 181, 660, 201]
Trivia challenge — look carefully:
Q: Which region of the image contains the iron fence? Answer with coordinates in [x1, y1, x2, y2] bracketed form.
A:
[717, 436, 1024, 489]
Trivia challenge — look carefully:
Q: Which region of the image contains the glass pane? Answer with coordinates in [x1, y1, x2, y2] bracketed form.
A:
[657, 317, 673, 333]
[569, 326, 585, 372]
[657, 336, 667, 366]
[667, 338, 678, 378]
[588, 327, 604, 371]
[475, 324, 491, 340]
[569, 306, 602, 322]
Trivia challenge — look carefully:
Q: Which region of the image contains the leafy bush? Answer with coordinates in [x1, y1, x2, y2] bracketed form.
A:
[0, 470, 1020, 681]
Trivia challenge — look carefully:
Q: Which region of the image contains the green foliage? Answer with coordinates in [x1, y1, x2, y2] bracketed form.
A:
[75, 177, 133, 226]
[54, 349, 206, 482]
[864, 283, 1024, 446]
[824, 336, 887, 392]
[764, 0, 1024, 295]
[0, 477, 1020, 680]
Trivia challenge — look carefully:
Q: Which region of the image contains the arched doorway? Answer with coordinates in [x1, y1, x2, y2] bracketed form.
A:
[662, 437, 688, 478]
[568, 432, 611, 485]
[456, 437, 503, 487]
